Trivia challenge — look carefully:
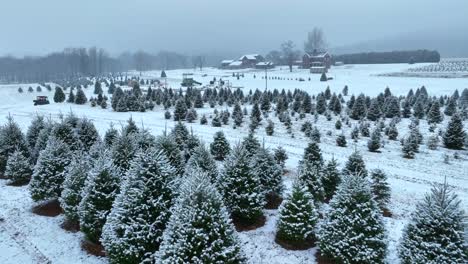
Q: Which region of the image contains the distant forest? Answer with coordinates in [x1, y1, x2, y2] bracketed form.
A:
[333, 50, 440, 64]
[0, 48, 222, 83]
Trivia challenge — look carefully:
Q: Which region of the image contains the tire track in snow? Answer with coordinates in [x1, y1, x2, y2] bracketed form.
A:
[0, 212, 51, 264]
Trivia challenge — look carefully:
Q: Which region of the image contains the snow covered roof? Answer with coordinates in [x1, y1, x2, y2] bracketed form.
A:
[256, 62, 273, 66]
[229, 61, 243, 66]
[239, 54, 260, 60]
[304, 52, 330, 58]
[221, 60, 234, 64]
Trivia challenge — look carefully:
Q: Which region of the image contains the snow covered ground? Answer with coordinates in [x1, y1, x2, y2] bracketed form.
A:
[0, 64, 467, 263]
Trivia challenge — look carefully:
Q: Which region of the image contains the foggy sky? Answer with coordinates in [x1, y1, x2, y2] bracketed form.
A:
[2, 0, 468, 57]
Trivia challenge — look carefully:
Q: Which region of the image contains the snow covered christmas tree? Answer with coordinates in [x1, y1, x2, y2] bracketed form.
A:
[154, 171, 246, 263]
[218, 145, 265, 228]
[319, 175, 387, 263]
[5, 149, 31, 185]
[60, 151, 92, 224]
[102, 148, 177, 263]
[399, 182, 467, 263]
[252, 147, 284, 208]
[342, 150, 368, 177]
[29, 137, 71, 201]
[276, 179, 318, 249]
[79, 152, 121, 244]
[210, 131, 231, 161]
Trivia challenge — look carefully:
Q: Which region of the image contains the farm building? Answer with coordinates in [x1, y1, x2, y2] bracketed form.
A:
[302, 50, 332, 69]
[220, 60, 234, 68]
[220, 54, 265, 69]
[255, 61, 274, 69]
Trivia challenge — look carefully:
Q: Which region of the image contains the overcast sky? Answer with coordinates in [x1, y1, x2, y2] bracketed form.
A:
[2, 0, 467, 57]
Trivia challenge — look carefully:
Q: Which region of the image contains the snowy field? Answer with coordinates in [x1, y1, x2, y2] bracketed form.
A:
[0, 63, 467, 263]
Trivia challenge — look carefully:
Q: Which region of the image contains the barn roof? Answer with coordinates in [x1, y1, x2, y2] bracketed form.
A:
[304, 52, 329, 58]
[239, 54, 261, 60]
[229, 61, 243, 66]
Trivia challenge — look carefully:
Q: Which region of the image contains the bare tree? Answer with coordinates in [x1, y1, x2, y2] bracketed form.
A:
[281, 41, 300, 72]
[304, 27, 327, 54]
[191, 55, 206, 71]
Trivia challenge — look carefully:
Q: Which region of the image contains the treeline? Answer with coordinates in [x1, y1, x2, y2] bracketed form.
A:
[0, 47, 121, 83]
[333, 50, 440, 64]
[0, 47, 230, 84]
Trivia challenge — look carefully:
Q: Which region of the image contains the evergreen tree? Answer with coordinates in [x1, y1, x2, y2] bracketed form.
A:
[342, 151, 368, 177]
[273, 146, 288, 169]
[301, 141, 323, 166]
[402, 136, 416, 159]
[232, 102, 244, 126]
[111, 87, 124, 110]
[384, 96, 401, 118]
[367, 99, 382, 121]
[298, 159, 325, 203]
[51, 120, 82, 151]
[103, 124, 119, 147]
[173, 99, 187, 121]
[276, 179, 318, 246]
[342, 85, 348, 96]
[319, 175, 387, 263]
[108, 82, 115, 94]
[102, 148, 177, 263]
[444, 97, 457, 116]
[336, 133, 347, 147]
[94, 81, 103, 95]
[399, 183, 467, 264]
[186, 145, 218, 183]
[67, 90, 75, 103]
[351, 126, 360, 140]
[218, 145, 265, 226]
[154, 171, 246, 264]
[75, 88, 88, 105]
[60, 152, 92, 223]
[79, 152, 121, 244]
[155, 134, 185, 176]
[31, 122, 54, 165]
[5, 149, 31, 185]
[350, 94, 367, 120]
[265, 119, 274, 136]
[443, 113, 466, 149]
[316, 94, 327, 115]
[370, 169, 391, 212]
[322, 158, 341, 201]
[260, 94, 271, 112]
[252, 147, 283, 207]
[122, 117, 139, 136]
[29, 137, 71, 201]
[241, 133, 261, 158]
[0, 116, 29, 174]
[402, 100, 412, 118]
[76, 118, 99, 151]
[427, 101, 443, 124]
[200, 114, 207, 125]
[26, 115, 46, 153]
[211, 114, 222, 127]
[413, 99, 425, 119]
[250, 102, 262, 122]
[387, 123, 399, 140]
[367, 127, 382, 152]
[111, 133, 138, 172]
[54, 87, 65, 103]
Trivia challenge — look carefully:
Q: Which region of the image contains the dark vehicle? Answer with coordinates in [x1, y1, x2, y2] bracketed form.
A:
[181, 73, 202, 87]
[33, 96, 50, 106]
